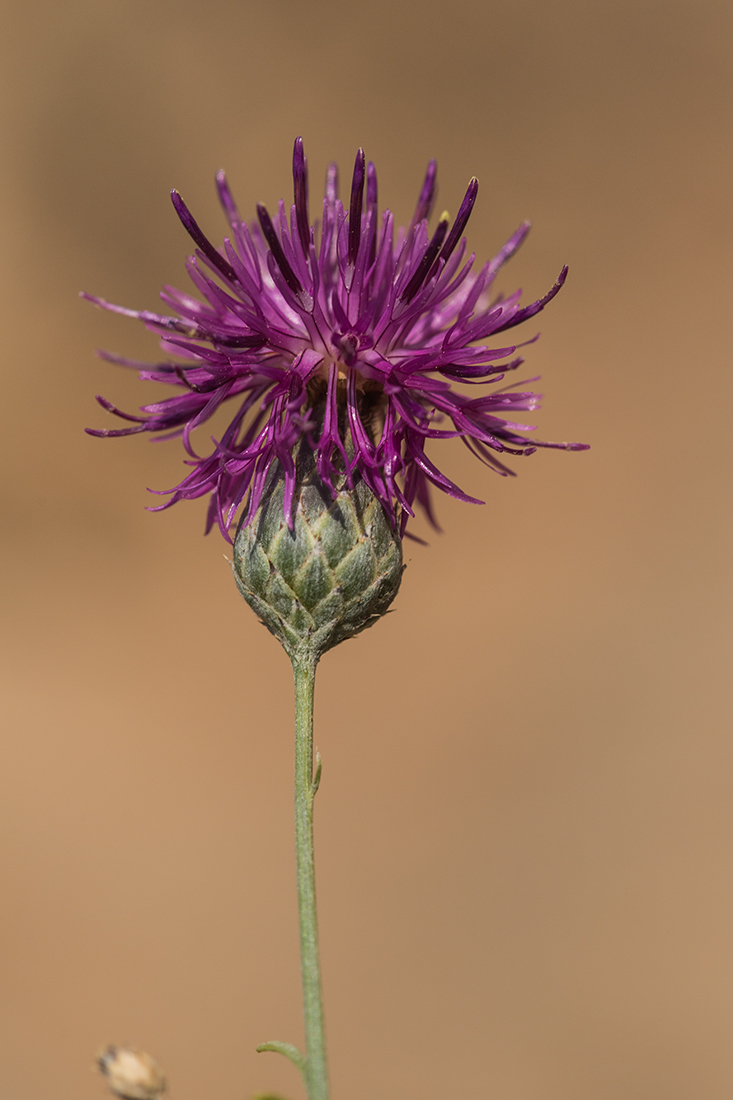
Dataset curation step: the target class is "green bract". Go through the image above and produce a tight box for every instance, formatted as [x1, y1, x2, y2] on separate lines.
[233, 441, 403, 662]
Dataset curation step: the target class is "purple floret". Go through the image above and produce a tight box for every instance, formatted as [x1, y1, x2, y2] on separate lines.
[86, 137, 588, 539]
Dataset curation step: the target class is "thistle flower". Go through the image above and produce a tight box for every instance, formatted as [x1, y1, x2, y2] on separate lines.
[86, 145, 589, 1100]
[86, 137, 587, 540]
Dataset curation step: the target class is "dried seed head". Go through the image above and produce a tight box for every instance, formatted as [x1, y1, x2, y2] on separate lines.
[97, 1046, 166, 1100]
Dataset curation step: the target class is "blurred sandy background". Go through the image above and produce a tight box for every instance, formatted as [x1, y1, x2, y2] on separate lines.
[1, 1, 731, 1098]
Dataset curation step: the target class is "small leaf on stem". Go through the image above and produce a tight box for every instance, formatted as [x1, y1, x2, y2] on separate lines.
[256, 1041, 307, 1074]
[311, 751, 323, 796]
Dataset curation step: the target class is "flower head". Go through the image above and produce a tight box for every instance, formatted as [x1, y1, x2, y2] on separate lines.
[86, 138, 587, 539]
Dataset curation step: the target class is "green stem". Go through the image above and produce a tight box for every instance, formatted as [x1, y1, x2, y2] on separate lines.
[292, 653, 329, 1100]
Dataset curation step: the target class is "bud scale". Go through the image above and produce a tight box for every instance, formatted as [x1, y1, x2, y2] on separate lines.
[233, 444, 403, 661]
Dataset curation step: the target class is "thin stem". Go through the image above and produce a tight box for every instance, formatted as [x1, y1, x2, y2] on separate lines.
[292, 653, 329, 1100]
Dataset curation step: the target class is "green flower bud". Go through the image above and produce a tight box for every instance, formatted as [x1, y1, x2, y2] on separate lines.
[232, 440, 403, 663]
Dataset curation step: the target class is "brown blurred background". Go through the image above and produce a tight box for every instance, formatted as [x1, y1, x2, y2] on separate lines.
[1, 1, 731, 1098]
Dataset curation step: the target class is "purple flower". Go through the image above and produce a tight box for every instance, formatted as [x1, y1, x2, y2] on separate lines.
[86, 137, 587, 539]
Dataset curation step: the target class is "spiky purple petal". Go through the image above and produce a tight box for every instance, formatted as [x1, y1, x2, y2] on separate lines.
[87, 139, 587, 539]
